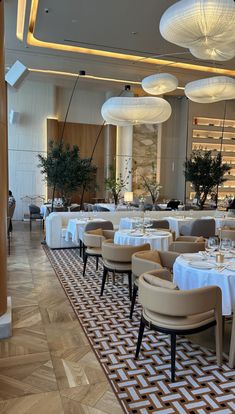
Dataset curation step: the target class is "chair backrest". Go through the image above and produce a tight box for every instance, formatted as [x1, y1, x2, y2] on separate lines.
[190, 219, 215, 237]
[220, 229, 235, 241]
[151, 219, 170, 229]
[8, 203, 16, 219]
[29, 204, 40, 214]
[102, 240, 150, 263]
[70, 205, 80, 212]
[54, 206, 67, 212]
[132, 250, 179, 277]
[139, 271, 222, 317]
[84, 220, 113, 232]
[168, 241, 205, 253]
[96, 205, 110, 211]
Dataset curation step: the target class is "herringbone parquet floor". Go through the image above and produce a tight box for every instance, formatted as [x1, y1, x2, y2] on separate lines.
[1, 222, 122, 414]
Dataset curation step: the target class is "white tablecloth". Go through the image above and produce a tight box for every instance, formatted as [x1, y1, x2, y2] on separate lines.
[164, 216, 193, 238]
[119, 217, 144, 230]
[40, 204, 51, 219]
[65, 218, 107, 244]
[114, 230, 172, 251]
[173, 255, 235, 315]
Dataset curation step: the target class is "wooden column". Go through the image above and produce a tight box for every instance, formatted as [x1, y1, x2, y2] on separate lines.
[0, 0, 8, 316]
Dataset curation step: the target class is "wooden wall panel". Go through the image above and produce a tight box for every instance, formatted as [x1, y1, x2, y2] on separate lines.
[0, 0, 8, 315]
[57, 122, 105, 203]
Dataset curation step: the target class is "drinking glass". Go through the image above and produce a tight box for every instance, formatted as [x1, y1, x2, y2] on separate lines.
[205, 237, 219, 254]
[219, 238, 232, 253]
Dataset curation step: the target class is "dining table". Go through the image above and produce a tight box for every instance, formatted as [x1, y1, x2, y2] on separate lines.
[173, 252, 235, 368]
[65, 217, 108, 245]
[114, 229, 173, 251]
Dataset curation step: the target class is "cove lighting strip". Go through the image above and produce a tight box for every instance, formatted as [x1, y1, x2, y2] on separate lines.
[16, 0, 235, 78]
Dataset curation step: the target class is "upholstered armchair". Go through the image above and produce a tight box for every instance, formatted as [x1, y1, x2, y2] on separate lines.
[151, 219, 170, 229]
[130, 250, 179, 318]
[83, 227, 115, 276]
[168, 236, 205, 253]
[180, 218, 215, 238]
[136, 269, 223, 382]
[101, 240, 151, 299]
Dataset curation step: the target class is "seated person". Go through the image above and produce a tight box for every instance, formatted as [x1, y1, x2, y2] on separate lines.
[166, 199, 180, 210]
[227, 197, 235, 211]
[8, 190, 16, 208]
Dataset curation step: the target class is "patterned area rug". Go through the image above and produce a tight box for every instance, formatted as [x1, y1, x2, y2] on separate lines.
[44, 247, 235, 414]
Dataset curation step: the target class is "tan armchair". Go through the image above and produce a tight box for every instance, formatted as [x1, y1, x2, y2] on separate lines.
[101, 240, 151, 299]
[130, 250, 179, 318]
[168, 236, 205, 253]
[220, 229, 235, 241]
[83, 229, 115, 277]
[136, 270, 223, 382]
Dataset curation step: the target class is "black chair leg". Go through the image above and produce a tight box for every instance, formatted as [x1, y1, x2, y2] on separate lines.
[96, 256, 99, 271]
[135, 316, 145, 359]
[79, 240, 82, 257]
[127, 271, 132, 301]
[171, 333, 176, 382]
[83, 253, 88, 277]
[130, 284, 138, 319]
[30, 217, 32, 231]
[100, 267, 108, 296]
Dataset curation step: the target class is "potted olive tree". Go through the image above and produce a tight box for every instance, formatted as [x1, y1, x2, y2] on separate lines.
[139, 163, 162, 210]
[184, 149, 230, 209]
[38, 140, 96, 208]
[104, 165, 130, 207]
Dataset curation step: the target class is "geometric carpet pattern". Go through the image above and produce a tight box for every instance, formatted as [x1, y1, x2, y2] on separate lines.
[44, 247, 235, 414]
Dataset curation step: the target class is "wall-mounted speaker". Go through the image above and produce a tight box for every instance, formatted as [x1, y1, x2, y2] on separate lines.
[5, 60, 29, 89]
[9, 110, 20, 125]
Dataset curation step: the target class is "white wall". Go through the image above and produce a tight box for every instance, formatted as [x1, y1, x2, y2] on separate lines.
[56, 87, 105, 124]
[8, 80, 56, 220]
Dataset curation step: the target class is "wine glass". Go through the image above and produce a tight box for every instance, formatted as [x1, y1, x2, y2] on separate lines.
[205, 237, 219, 255]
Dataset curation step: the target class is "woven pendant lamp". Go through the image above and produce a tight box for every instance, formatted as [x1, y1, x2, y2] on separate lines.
[160, 0, 235, 61]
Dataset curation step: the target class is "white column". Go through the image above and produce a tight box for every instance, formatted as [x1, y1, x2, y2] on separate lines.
[116, 125, 133, 192]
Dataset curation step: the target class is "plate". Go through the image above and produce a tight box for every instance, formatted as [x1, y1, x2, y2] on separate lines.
[188, 261, 214, 269]
[128, 232, 144, 237]
[181, 254, 203, 262]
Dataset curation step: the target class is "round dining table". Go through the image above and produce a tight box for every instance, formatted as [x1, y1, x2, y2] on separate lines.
[114, 229, 173, 251]
[173, 252, 235, 368]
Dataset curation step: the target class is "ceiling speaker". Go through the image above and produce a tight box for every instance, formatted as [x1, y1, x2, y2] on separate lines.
[9, 110, 20, 124]
[5, 60, 29, 89]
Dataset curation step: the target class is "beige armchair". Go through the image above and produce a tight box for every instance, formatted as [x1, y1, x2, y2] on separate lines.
[130, 250, 179, 318]
[83, 229, 115, 277]
[136, 270, 223, 382]
[101, 240, 151, 299]
[168, 236, 205, 253]
[220, 229, 235, 241]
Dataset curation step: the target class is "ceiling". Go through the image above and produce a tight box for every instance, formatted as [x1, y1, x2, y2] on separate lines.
[4, 0, 235, 94]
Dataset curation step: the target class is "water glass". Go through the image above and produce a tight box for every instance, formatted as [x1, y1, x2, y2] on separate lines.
[220, 238, 232, 253]
[205, 237, 219, 254]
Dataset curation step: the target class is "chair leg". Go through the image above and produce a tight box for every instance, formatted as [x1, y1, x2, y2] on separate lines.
[83, 253, 88, 277]
[100, 267, 108, 296]
[96, 256, 99, 271]
[30, 217, 32, 231]
[171, 333, 176, 382]
[79, 240, 82, 257]
[135, 316, 145, 359]
[130, 284, 138, 319]
[127, 271, 132, 301]
[215, 315, 223, 366]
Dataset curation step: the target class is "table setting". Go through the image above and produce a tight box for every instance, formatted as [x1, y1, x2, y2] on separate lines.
[114, 227, 173, 250]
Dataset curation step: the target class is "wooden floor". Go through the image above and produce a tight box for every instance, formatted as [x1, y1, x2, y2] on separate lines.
[1, 222, 123, 414]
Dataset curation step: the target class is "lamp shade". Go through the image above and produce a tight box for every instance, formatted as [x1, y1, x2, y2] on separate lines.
[142, 73, 178, 95]
[124, 192, 133, 203]
[185, 76, 235, 103]
[159, 0, 235, 61]
[101, 97, 172, 126]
